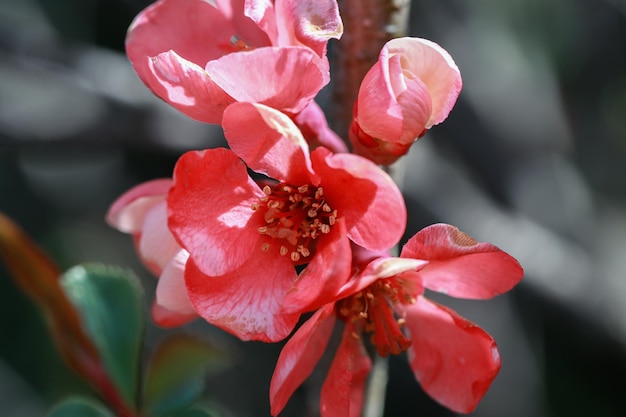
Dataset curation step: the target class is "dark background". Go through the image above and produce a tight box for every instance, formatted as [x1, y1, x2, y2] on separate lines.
[1, 0, 626, 416]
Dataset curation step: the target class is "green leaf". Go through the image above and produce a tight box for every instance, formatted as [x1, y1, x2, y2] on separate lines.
[144, 334, 229, 417]
[61, 264, 145, 408]
[48, 396, 114, 417]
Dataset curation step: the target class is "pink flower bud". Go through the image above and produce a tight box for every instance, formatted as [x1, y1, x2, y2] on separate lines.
[350, 38, 462, 164]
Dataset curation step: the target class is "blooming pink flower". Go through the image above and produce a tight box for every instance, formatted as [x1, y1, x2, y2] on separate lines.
[270, 224, 524, 416]
[106, 179, 197, 327]
[167, 102, 406, 342]
[350, 37, 463, 165]
[126, 0, 342, 124]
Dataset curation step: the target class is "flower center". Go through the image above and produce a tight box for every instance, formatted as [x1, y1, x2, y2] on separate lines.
[336, 278, 415, 357]
[230, 35, 254, 51]
[252, 183, 337, 263]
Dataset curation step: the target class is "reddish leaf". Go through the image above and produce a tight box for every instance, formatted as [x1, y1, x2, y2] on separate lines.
[0, 213, 135, 417]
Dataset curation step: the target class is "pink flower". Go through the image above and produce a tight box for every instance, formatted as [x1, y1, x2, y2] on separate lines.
[167, 102, 406, 342]
[106, 179, 197, 328]
[350, 38, 462, 165]
[126, 0, 342, 124]
[270, 224, 524, 416]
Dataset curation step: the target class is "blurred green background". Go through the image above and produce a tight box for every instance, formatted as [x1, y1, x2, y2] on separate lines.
[1, 0, 626, 416]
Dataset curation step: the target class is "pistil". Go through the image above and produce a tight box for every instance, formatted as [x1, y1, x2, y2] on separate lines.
[336, 278, 416, 357]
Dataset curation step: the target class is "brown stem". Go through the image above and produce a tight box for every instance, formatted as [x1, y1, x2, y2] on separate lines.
[330, 0, 411, 140]
[328, 2, 411, 417]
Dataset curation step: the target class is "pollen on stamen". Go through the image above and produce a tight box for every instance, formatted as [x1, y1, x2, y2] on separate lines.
[298, 185, 309, 193]
[320, 224, 331, 234]
[263, 185, 272, 195]
[290, 251, 301, 262]
[261, 242, 270, 252]
[298, 246, 310, 257]
[280, 246, 288, 256]
[251, 203, 259, 211]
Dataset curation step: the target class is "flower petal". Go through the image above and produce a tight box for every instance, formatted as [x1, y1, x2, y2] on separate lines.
[401, 224, 523, 299]
[282, 219, 351, 313]
[147, 51, 235, 124]
[185, 254, 299, 342]
[320, 323, 371, 417]
[222, 102, 315, 184]
[336, 256, 428, 300]
[270, 304, 336, 416]
[155, 250, 196, 317]
[312, 148, 406, 251]
[127, 0, 242, 66]
[205, 46, 328, 114]
[151, 303, 197, 328]
[395, 71, 432, 143]
[387, 38, 462, 127]
[106, 179, 172, 234]
[294, 101, 349, 154]
[137, 201, 181, 274]
[356, 48, 403, 142]
[168, 148, 264, 276]
[403, 297, 501, 413]
[274, 0, 343, 56]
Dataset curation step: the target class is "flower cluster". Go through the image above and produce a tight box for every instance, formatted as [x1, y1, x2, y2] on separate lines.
[108, 0, 523, 415]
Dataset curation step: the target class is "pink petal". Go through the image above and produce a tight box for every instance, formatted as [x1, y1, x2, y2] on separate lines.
[274, 0, 343, 57]
[151, 303, 197, 328]
[387, 38, 462, 128]
[403, 297, 501, 413]
[320, 323, 371, 417]
[155, 250, 196, 316]
[205, 46, 328, 114]
[127, 0, 242, 66]
[395, 72, 432, 143]
[401, 224, 524, 299]
[222, 102, 315, 184]
[147, 51, 235, 124]
[244, 0, 278, 44]
[218, 0, 272, 48]
[270, 304, 336, 416]
[356, 51, 404, 142]
[137, 201, 181, 273]
[312, 148, 406, 251]
[168, 148, 265, 277]
[106, 178, 172, 234]
[185, 254, 299, 342]
[336, 256, 428, 300]
[282, 219, 351, 313]
[294, 101, 349, 154]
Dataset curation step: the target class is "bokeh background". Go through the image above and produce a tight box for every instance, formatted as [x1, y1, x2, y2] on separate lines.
[1, 0, 626, 416]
